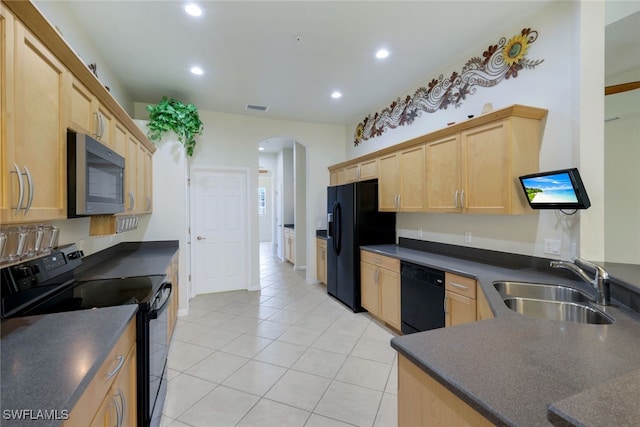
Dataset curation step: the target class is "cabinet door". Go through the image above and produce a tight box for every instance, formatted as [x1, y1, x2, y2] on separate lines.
[476, 285, 494, 321]
[379, 268, 401, 330]
[344, 164, 359, 183]
[378, 152, 400, 211]
[426, 135, 461, 212]
[461, 121, 509, 214]
[95, 103, 113, 148]
[138, 145, 152, 213]
[399, 145, 426, 212]
[90, 346, 136, 427]
[445, 291, 477, 327]
[69, 78, 95, 135]
[359, 158, 378, 180]
[360, 262, 380, 315]
[112, 120, 127, 157]
[125, 135, 139, 212]
[136, 144, 146, 214]
[316, 239, 327, 285]
[0, 5, 14, 215]
[1, 19, 68, 223]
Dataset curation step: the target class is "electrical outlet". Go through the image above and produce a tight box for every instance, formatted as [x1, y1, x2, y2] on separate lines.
[464, 232, 472, 243]
[544, 239, 561, 255]
[418, 228, 423, 238]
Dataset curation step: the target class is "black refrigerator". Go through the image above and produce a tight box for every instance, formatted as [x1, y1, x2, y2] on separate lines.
[327, 180, 396, 311]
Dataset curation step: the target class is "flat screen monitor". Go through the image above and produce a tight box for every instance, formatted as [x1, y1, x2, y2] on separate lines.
[519, 168, 591, 210]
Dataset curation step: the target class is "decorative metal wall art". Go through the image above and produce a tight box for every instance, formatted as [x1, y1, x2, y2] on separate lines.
[353, 28, 543, 146]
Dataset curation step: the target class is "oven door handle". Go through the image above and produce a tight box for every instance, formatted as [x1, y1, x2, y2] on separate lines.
[149, 282, 172, 320]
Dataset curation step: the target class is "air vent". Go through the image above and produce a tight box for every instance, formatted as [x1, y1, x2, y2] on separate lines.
[246, 104, 269, 112]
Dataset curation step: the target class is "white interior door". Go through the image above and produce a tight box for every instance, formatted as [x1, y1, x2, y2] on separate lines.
[191, 168, 248, 294]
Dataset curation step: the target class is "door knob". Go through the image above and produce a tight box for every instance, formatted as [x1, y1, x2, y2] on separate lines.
[197, 236, 206, 240]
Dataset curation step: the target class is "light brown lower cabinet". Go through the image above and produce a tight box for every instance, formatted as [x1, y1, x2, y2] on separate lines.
[316, 238, 327, 285]
[63, 319, 136, 426]
[360, 250, 401, 331]
[398, 354, 494, 427]
[166, 251, 179, 341]
[444, 272, 477, 327]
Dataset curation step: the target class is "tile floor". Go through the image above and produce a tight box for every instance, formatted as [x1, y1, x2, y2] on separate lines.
[160, 243, 399, 427]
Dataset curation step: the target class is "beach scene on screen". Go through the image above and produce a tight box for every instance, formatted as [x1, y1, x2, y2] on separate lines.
[523, 173, 579, 203]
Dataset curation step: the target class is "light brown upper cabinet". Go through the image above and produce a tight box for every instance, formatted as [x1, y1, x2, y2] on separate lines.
[1, 9, 68, 223]
[69, 78, 114, 148]
[344, 158, 378, 183]
[378, 145, 425, 212]
[426, 116, 543, 214]
[329, 105, 547, 216]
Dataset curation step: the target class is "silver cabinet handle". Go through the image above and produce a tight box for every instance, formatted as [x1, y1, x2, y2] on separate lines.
[449, 282, 469, 291]
[24, 166, 34, 215]
[128, 193, 135, 211]
[146, 195, 151, 211]
[444, 294, 448, 314]
[460, 190, 465, 209]
[116, 388, 125, 427]
[93, 111, 100, 138]
[99, 112, 105, 139]
[12, 163, 24, 214]
[113, 393, 122, 427]
[106, 354, 125, 379]
[454, 190, 459, 208]
[197, 236, 206, 240]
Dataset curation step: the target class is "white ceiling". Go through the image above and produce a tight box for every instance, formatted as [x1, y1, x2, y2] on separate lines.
[42, 1, 638, 155]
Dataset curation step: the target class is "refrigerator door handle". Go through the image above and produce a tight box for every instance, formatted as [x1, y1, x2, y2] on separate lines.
[334, 202, 342, 256]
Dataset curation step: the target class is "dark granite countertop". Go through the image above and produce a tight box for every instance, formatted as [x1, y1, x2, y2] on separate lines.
[0, 306, 138, 427]
[75, 240, 179, 280]
[284, 224, 295, 230]
[362, 244, 640, 426]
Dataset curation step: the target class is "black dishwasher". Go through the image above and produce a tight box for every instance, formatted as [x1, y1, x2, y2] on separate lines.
[401, 262, 445, 334]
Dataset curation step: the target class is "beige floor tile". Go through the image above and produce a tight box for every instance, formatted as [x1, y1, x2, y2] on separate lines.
[315, 381, 383, 427]
[292, 348, 346, 379]
[185, 351, 249, 383]
[222, 360, 287, 396]
[244, 319, 291, 340]
[351, 337, 397, 364]
[260, 296, 293, 308]
[167, 420, 192, 427]
[191, 311, 237, 327]
[166, 368, 181, 381]
[254, 340, 307, 368]
[220, 334, 273, 358]
[217, 301, 259, 315]
[265, 369, 331, 411]
[277, 325, 324, 347]
[374, 393, 398, 427]
[296, 312, 339, 331]
[217, 315, 263, 333]
[327, 314, 370, 337]
[171, 322, 212, 343]
[167, 342, 214, 372]
[177, 307, 209, 322]
[312, 332, 359, 355]
[240, 305, 281, 320]
[188, 327, 243, 350]
[236, 399, 310, 427]
[335, 356, 392, 391]
[361, 321, 397, 343]
[305, 414, 358, 427]
[267, 309, 308, 325]
[385, 363, 398, 395]
[177, 385, 259, 427]
[163, 373, 216, 419]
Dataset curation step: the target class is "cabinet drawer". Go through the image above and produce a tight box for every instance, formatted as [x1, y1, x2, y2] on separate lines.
[361, 250, 400, 272]
[445, 272, 476, 299]
[64, 319, 136, 427]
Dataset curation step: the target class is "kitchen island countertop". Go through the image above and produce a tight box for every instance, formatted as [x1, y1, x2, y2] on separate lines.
[0, 306, 138, 426]
[362, 244, 640, 426]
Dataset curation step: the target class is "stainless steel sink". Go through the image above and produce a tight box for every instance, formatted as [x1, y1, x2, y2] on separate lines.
[493, 281, 592, 303]
[503, 297, 614, 325]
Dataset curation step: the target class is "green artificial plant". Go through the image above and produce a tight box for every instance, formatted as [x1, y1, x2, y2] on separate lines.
[146, 96, 204, 156]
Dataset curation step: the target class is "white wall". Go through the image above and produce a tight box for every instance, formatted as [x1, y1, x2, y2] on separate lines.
[605, 87, 640, 264]
[33, 1, 134, 115]
[134, 105, 346, 291]
[344, 1, 611, 262]
[294, 142, 307, 270]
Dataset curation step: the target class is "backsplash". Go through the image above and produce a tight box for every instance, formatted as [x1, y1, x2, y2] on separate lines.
[51, 215, 150, 256]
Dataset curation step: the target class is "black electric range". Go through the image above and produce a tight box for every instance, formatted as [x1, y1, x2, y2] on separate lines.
[0, 244, 172, 427]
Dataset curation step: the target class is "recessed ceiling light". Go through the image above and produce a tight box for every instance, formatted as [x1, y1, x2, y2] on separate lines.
[258, 147, 265, 151]
[184, 3, 202, 17]
[331, 91, 342, 99]
[190, 66, 204, 75]
[376, 49, 390, 59]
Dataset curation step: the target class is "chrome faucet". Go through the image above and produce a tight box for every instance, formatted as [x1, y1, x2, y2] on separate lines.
[549, 258, 610, 305]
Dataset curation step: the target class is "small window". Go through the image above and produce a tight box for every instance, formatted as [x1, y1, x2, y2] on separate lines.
[258, 187, 266, 215]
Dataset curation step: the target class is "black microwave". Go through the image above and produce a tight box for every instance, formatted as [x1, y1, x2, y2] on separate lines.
[67, 132, 125, 217]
